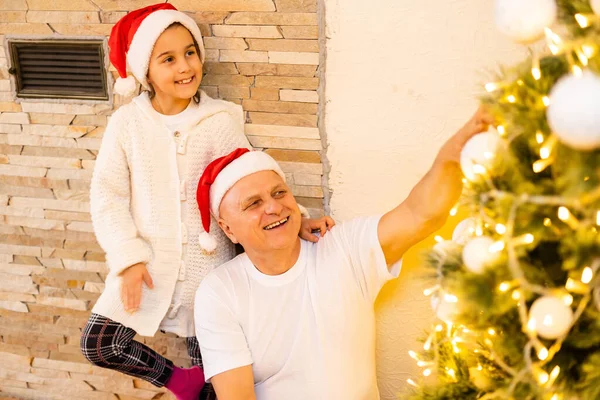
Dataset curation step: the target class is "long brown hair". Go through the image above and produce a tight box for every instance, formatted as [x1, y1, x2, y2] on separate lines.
[145, 22, 203, 104]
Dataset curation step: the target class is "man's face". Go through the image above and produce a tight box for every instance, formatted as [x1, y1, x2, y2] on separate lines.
[218, 170, 301, 253]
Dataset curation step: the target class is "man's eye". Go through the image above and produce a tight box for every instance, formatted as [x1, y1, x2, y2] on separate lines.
[274, 190, 286, 197]
[246, 200, 260, 209]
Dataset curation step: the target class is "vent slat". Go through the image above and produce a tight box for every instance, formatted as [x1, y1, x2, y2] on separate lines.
[19, 60, 101, 68]
[22, 73, 102, 81]
[19, 54, 100, 61]
[11, 40, 108, 100]
[22, 79, 104, 88]
[21, 67, 101, 75]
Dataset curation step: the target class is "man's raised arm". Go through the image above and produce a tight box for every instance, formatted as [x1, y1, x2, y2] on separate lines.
[378, 107, 493, 266]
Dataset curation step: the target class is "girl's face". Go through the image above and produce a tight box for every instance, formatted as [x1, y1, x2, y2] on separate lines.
[147, 24, 203, 109]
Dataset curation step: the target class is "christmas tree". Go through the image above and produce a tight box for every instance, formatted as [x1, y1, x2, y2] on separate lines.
[404, 1, 600, 399]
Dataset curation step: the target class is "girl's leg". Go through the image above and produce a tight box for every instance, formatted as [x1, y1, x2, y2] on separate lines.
[81, 314, 205, 400]
[186, 337, 217, 400]
[80, 313, 173, 386]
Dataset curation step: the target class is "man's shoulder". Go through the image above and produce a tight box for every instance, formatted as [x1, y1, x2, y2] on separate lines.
[317, 215, 381, 247]
[198, 253, 249, 293]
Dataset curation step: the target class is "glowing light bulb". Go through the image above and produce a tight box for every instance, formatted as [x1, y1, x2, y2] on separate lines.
[582, 266, 593, 284]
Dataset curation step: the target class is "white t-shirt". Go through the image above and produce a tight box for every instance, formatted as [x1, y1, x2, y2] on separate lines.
[194, 216, 401, 400]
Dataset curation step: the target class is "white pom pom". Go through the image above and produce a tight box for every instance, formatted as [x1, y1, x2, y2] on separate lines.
[198, 231, 217, 254]
[114, 75, 137, 97]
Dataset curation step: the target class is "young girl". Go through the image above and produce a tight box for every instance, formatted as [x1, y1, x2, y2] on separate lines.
[80, 4, 333, 400]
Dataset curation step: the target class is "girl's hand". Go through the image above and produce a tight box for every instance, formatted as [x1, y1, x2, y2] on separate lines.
[120, 263, 154, 313]
[299, 216, 336, 243]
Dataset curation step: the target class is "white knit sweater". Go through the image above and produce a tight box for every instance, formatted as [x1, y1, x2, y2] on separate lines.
[90, 92, 251, 336]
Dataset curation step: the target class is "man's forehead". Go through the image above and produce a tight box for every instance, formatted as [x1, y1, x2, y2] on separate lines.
[224, 170, 284, 201]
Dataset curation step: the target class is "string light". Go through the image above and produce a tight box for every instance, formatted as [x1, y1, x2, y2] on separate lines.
[535, 131, 544, 144]
[489, 240, 505, 253]
[497, 125, 506, 136]
[575, 48, 589, 66]
[575, 13, 590, 28]
[563, 293, 573, 306]
[495, 223, 507, 234]
[406, 378, 417, 387]
[507, 95, 516, 103]
[542, 96, 551, 107]
[488, 328, 496, 336]
[449, 206, 458, 216]
[423, 285, 440, 296]
[485, 82, 499, 92]
[512, 289, 522, 301]
[581, 266, 593, 284]
[596, 210, 600, 226]
[444, 294, 458, 303]
[499, 282, 511, 292]
[434, 235, 444, 243]
[572, 65, 583, 76]
[540, 146, 551, 160]
[446, 368, 456, 380]
[543, 218, 552, 227]
[549, 365, 561, 385]
[536, 369, 549, 385]
[512, 233, 534, 245]
[533, 158, 553, 173]
[558, 207, 579, 229]
[423, 335, 433, 351]
[537, 346, 549, 361]
[423, 368, 432, 377]
[582, 44, 595, 58]
[532, 56, 541, 80]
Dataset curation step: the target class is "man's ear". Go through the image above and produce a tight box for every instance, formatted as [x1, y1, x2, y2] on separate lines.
[218, 218, 239, 244]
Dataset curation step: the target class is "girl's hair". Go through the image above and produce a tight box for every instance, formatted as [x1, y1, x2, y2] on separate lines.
[146, 22, 203, 104]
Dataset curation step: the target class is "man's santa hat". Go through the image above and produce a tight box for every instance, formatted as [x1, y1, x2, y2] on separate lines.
[196, 148, 286, 252]
[108, 3, 205, 96]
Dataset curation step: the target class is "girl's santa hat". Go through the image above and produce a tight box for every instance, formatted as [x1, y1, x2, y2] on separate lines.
[196, 148, 286, 253]
[108, 3, 206, 96]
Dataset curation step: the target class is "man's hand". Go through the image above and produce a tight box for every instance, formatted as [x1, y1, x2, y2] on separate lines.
[120, 263, 154, 313]
[436, 106, 494, 164]
[299, 216, 336, 243]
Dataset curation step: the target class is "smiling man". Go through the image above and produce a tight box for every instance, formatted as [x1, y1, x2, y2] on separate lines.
[193, 108, 491, 400]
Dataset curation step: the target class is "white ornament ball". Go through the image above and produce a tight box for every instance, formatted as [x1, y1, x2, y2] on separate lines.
[431, 293, 459, 323]
[452, 218, 478, 245]
[591, 0, 600, 15]
[460, 131, 503, 181]
[529, 296, 574, 339]
[462, 236, 499, 274]
[494, 0, 557, 43]
[547, 70, 600, 150]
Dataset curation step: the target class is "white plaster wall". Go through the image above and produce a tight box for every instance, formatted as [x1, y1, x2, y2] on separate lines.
[323, 0, 528, 398]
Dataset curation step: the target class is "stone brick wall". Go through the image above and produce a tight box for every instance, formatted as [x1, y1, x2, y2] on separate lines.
[0, 1, 323, 398]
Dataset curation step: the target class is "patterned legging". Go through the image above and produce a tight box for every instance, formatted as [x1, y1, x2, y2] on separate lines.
[81, 313, 216, 399]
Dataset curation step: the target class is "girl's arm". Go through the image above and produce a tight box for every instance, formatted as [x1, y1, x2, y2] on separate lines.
[90, 117, 152, 277]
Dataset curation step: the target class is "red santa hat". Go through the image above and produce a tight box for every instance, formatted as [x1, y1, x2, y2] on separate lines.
[196, 148, 286, 252]
[108, 3, 205, 96]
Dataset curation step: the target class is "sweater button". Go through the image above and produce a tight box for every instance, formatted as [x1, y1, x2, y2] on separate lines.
[174, 131, 180, 137]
